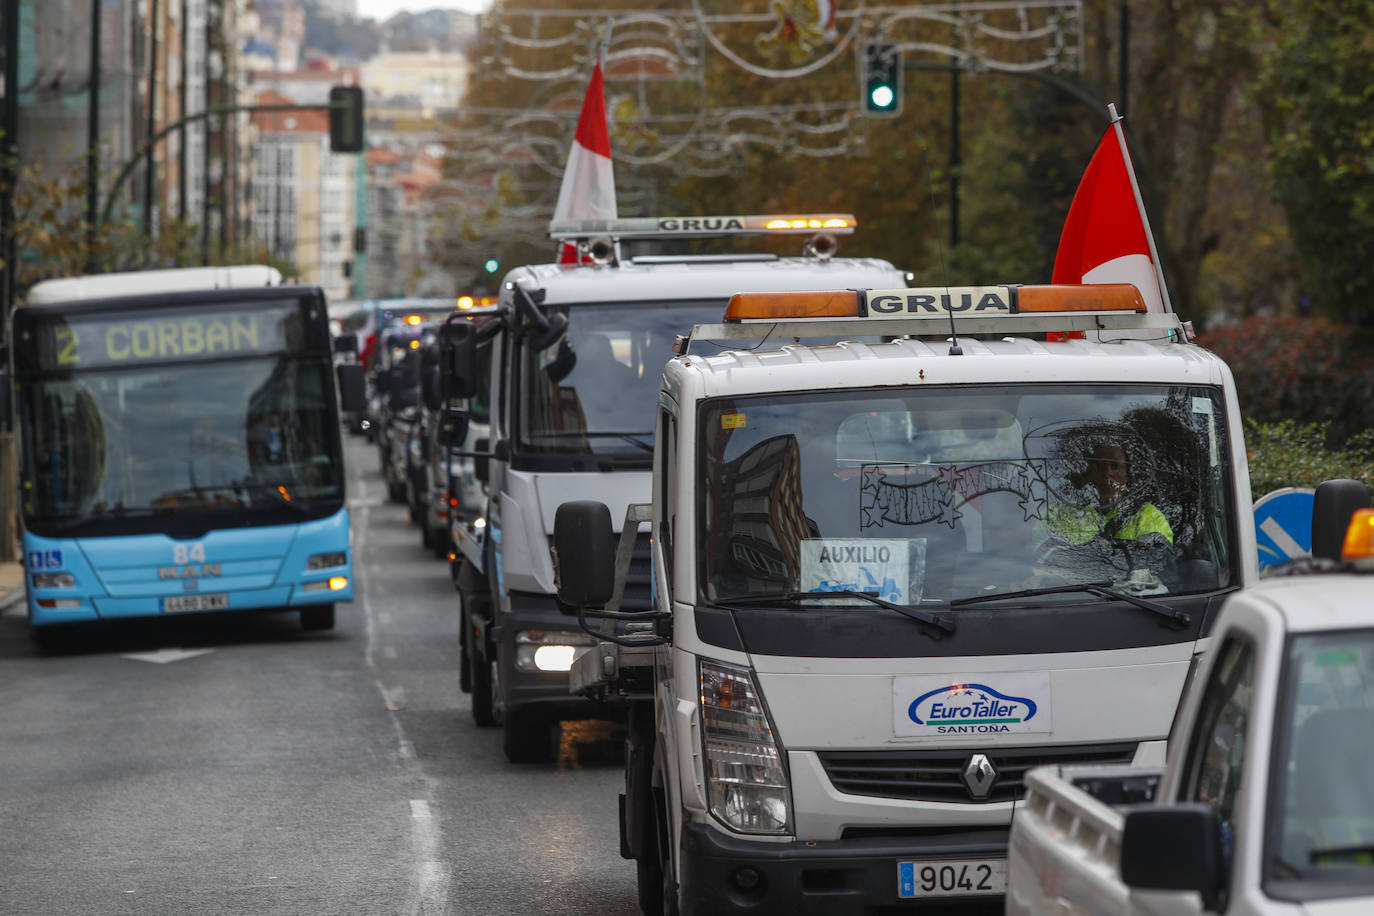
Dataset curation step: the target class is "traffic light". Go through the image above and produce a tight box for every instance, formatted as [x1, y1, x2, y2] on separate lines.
[862, 43, 902, 118]
[483, 257, 499, 274]
[329, 86, 365, 153]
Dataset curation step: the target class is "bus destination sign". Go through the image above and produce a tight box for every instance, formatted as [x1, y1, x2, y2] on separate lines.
[28, 302, 303, 371]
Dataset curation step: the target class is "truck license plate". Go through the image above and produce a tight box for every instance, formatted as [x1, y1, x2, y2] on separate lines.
[897, 859, 1006, 898]
[162, 593, 229, 613]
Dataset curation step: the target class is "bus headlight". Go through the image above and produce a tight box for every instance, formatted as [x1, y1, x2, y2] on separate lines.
[32, 572, 75, 589]
[306, 552, 347, 570]
[699, 659, 791, 835]
[514, 630, 597, 672]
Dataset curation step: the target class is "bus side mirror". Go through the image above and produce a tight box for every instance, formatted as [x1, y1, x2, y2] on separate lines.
[435, 407, 470, 448]
[1313, 479, 1372, 560]
[439, 320, 478, 399]
[553, 500, 616, 610]
[336, 364, 365, 413]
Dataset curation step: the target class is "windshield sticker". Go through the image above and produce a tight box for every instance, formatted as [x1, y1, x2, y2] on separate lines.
[894, 672, 1053, 737]
[799, 538, 925, 603]
[860, 463, 1048, 529]
[721, 412, 747, 430]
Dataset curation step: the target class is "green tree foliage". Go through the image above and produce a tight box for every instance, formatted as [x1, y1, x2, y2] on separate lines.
[1258, 0, 1374, 325]
[1244, 419, 1374, 498]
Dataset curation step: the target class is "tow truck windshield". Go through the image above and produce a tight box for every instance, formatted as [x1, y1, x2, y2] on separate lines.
[518, 302, 721, 457]
[698, 383, 1236, 606]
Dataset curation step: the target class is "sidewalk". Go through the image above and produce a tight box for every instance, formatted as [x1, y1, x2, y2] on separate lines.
[0, 561, 24, 615]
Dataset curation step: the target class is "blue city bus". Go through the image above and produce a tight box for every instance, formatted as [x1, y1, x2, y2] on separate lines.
[11, 273, 361, 631]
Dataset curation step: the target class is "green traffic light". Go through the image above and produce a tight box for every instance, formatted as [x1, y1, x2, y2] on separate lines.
[484, 258, 499, 273]
[870, 85, 896, 110]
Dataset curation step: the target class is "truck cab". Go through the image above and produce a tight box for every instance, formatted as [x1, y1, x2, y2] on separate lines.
[1008, 481, 1374, 916]
[443, 213, 908, 763]
[555, 283, 1259, 914]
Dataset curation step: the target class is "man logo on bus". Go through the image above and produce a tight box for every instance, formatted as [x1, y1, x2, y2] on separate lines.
[907, 683, 1037, 735]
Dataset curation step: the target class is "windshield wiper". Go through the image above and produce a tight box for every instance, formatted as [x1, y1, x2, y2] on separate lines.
[711, 590, 955, 635]
[951, 580, 1190, 628]
[530, 431, 655, 452]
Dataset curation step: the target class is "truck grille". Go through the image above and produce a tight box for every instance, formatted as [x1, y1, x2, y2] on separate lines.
[817, 742, 1137, 804]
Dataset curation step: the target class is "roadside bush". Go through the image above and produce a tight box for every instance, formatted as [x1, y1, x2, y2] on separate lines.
[1198, 316, 1374, 447]
[1244, 418, 1374, 499]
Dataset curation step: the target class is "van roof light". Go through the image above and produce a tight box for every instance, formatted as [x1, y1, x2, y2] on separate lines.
[724, 290, 861, 321]
[1342, 508, 1374, 564]
[548, 213, 857, 241]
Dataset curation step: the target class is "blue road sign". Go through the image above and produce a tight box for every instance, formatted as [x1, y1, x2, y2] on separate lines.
[1254, 488, 1315, 571]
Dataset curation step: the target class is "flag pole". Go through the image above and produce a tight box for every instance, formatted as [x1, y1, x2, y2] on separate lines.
[1107, 102, 1174, 313]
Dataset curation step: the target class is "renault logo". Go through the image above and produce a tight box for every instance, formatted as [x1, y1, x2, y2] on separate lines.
[962, 753, 998, 799]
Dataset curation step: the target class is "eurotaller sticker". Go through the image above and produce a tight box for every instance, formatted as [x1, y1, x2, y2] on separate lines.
[893, 672, 1052, 737]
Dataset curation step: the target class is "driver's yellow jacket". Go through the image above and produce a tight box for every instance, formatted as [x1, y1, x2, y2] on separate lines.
[1047, 501, 1174, 546]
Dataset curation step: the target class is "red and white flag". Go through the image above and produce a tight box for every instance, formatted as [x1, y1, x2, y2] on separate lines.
[553, 58, 616, 264]
[1052, 108, 1172, 313]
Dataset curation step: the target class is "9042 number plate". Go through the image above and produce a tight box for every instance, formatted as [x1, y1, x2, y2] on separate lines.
[897, 859, 1006, 898]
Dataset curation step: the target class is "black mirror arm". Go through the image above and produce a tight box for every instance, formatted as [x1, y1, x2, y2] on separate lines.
[576, 604, 670, 647]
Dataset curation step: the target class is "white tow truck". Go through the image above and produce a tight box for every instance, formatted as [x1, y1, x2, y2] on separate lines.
[1007, 480, 1374, 916]
[552, 282, 1260, 914]
[436, 214, 908, 763]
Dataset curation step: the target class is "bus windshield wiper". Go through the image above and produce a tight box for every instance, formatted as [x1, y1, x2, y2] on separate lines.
[951, 580, 1190, 628]
[711, 590, 955, 635]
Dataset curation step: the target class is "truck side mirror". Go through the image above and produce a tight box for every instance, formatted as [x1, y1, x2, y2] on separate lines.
[1312, 478, 1372, 561]
[473, 437, 490, 484]
[435, 407, 470, 448]
[336, 364, 366, 413]
[553, 500, 616, 610]
[1120, 804, 1224, 908]
[420, 365, 441, 412]
[439, 320, 478, 399]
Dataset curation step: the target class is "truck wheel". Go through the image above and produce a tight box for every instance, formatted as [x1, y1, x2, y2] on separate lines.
[459, 615, 472, 693]
[300, 604, 335, 631]
[470, 648, 498, 726]
[421, 521, 434, 550]
[639, 786, 678, 916]
[503, 708, 556, 764]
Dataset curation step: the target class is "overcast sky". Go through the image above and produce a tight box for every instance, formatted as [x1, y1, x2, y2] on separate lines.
[356, 0, 492, 19]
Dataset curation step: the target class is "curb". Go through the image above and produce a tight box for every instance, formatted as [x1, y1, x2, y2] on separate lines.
[0, 584, 26, 616]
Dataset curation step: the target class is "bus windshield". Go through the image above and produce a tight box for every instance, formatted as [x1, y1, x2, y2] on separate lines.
[15, 295, 343, 536]
[21, 358, 342, 534]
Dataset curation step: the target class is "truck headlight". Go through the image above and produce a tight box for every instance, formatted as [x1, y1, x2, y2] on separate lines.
[699, 659, 791, 835]
[32, 572, 75, 589]
[514, 630, 597, 672]
[306, 552, 347, 570]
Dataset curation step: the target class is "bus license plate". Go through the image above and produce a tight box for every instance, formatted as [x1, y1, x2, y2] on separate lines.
[897, 859, 1006, 898]
[162, 594, 229, 613]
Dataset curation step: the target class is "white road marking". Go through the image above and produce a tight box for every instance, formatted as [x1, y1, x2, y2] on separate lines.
[120, 648, 215, 664]
[1260, 516, 1307, 560]
[356, 465, 450, 915]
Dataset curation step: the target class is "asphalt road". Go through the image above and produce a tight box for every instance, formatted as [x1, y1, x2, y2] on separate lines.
[0, 435, 641, 916]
